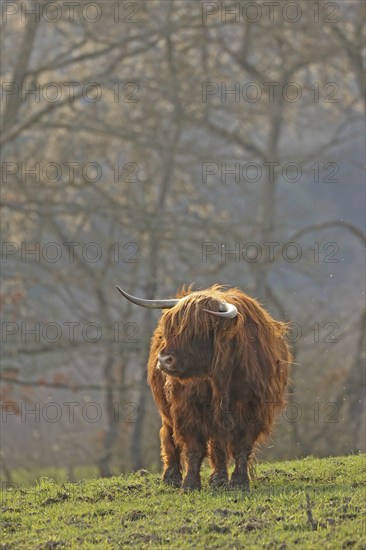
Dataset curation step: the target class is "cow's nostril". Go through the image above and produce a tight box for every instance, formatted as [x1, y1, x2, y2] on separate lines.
[158, 353, 176, 369]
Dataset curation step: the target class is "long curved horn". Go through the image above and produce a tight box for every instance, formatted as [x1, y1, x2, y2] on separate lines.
[116, 287, 180, 309]
[203, 301, 238, 319]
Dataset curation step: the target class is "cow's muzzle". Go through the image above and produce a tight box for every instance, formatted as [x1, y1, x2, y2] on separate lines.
[157, 353, 177, 373]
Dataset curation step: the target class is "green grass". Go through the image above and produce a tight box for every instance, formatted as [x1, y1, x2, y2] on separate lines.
[1, 454, 365, 549]
[6, 465, 99, 487]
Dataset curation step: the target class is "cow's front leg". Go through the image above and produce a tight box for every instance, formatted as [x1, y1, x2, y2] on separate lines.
[230, 407, 265, 490]
[230, 448, 250, 491]
[208, 440, 229, 488]
[230, 430, 256, 490]
[160, 423, 182, 487]
[181, 435, 206, 491]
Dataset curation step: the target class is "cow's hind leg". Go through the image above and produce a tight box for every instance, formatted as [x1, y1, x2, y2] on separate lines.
[208, 440, 229, 488]
[160, 423, 182, 487]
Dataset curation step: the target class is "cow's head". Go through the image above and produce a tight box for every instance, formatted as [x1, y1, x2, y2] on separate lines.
[117, 286, 238, 380]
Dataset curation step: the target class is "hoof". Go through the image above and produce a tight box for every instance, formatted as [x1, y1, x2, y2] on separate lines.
[209, 472, 229, 488]
[163, 467, 182, 488]
[181, 475, 201, 491]
[229, 477, 250, 491]
[163, 476, 182, 488]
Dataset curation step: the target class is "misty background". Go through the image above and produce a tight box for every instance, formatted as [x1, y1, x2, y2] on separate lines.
[1, 0, 365, 483]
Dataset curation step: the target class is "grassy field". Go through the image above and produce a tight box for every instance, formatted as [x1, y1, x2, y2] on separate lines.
[1, 454, 365, 549]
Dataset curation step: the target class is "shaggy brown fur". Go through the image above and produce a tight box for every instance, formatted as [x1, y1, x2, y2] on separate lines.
[147, 285, 292, 490]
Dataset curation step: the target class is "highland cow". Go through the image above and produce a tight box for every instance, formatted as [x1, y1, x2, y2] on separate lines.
[117, 284, 291, 491]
